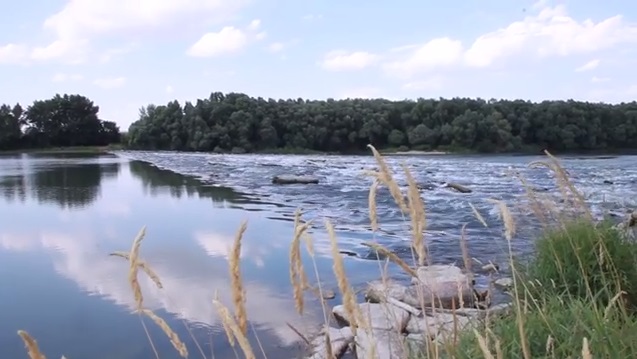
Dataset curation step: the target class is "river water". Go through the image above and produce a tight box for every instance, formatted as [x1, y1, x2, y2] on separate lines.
[0, 151, 635, 358]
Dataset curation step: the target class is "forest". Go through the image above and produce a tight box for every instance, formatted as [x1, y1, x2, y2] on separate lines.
[126, 92, 637, 154]
[0, 94, 120, 151]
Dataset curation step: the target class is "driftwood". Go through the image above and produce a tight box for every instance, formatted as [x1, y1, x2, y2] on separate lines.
[272, 175, 319, 185]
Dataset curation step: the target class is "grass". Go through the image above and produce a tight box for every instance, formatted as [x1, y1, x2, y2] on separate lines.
[15, 146, 637, 359]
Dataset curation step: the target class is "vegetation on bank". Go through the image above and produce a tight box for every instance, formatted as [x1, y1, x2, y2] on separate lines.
[126, 91, 637, 154]
[14, 153, 637, 357]
[0, 94, 121, 152]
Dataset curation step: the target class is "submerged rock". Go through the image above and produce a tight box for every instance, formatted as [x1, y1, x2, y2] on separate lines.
[272, 175, 320, 184]
[444, 182, 472, 193]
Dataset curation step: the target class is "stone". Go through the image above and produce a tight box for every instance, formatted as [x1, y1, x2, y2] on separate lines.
[308, 326, 354, 359]
[494, 277, 513, 289]
[408, 265, 474, 309]
[272, 175, 319, 184]
[480, 263, 499, 273]
[356, 329, 405, 359]
[333, 303, 410, 332]
[406, 313, 471, 338]
[364, 279, 408, 303]
[444, 182, 472, 193]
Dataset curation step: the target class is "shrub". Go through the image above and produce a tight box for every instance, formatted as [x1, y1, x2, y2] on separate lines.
[525, 219, 637, 311]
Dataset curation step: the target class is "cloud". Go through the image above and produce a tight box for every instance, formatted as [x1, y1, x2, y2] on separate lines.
[268, 42, 285, 53]
[463, 5, 637, 68]
[320, 50, 379, 71]
[383, 38, 463, 78]
[0, 0, 248, 64]
[378, 2, 637, 80]
[402, 76, 445, 91]
[591, 76, 610, 83]
[0, 228, 316, 348]
[0, 43, 29, 64]
[187, 20, 263, 58]
[93, 76, 127, 89]
[165, 85, 174, 94]
[575, 59, 600, 72]
[52, 73, 84, 82]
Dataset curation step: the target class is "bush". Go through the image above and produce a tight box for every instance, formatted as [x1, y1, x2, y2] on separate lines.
[525, 219, 637, 311]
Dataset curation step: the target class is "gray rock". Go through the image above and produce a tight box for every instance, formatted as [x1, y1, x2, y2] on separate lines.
[333, 303, 410, 332]
[272, 175, 319, 184]
[406, 313, 471, 337]
[364, 279, 408, 303]
[408, 265, 474, 309]
[308, 326, 354, 359]
[356, 329, 405, 359]
[444, 182, 472, 193]
[494, 277, 513, 289]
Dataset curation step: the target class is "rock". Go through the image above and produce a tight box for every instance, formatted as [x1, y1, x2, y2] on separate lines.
[480, 263, 499, 273]
[307, 326, 354, 359]
[356, 329, 405, 359]
[332, 303, 410, 332]
[494, 277, 514, 289]
[272, 175, 319, 185]
[444, 182, 472, 193]
[409, 265, 474, 309]
[364, 279, 408, 303]
[338, 249, 358, 257]
[417, 183, 437, 191]
[407, 312, 472, 338]
[603, 180, 614, 185]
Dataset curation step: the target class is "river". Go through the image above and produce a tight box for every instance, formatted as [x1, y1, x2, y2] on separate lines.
[0, 151, 635, 358]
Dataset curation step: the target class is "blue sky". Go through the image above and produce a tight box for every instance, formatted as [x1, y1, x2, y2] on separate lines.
[1, 0, 636, 130]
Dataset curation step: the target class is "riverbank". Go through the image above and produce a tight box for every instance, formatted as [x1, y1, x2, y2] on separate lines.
[0, 144, 123, 155]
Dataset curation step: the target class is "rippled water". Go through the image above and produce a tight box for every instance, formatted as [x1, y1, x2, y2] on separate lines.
[115, 151, 637, 269]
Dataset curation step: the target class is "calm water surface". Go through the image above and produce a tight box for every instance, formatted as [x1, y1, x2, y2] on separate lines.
[1, 151, 636, 358]
[0, 153, 377, 359]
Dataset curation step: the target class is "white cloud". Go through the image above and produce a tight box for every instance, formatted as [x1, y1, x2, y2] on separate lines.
[575, 59, 600, 72]
[187, 26, 248, 57]
[302, 14, 323, 22]
[320, 50, 379, 71]
[165, 85, 174, 94]
[268, 42, 285, 53]
[338, 87, 384, 99]
[187, 18, 266, 58]
[52, 73, 84, 82]
[93, 76, 127, 89]
[591, 76, 610, 83]
[383, 37, 463, 78]
[0, 0, 248, 64]
[0, 43, 29, 64]
[464, 5, 637, 68]
[402, 76, 445, 91]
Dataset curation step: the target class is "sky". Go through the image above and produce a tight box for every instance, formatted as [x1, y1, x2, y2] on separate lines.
[0, 0, 636, 130]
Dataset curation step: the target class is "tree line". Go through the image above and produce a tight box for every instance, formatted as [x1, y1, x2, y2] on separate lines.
[0, 94, 121, 151]
[126, 92, 637, 154]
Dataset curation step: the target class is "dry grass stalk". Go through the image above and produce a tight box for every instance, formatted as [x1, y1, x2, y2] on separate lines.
[213, 298, 256, 359]
[366, 144, 408, 213]
[487, 199, 516, 241]
[229, 220, 249, 336]
[362, 241, 418, 278]
[403, 164, 427, 266]
[368, 178, 380, 231]
[109, 251, 163, 289]
[473, 329, 496, 359]
[290, 210, 313, 315]
[128, 226, 147, 312]
[141, 309, 188, 358]
[469, 202, 489, 228]
[582, 337, 592, 359]
[17, 330, 46, 359]
[326, 219, 367, 334]
[460, 224, 473, 276]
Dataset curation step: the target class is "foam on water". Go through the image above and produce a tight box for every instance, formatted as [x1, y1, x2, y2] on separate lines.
[116, 151, 637, 265]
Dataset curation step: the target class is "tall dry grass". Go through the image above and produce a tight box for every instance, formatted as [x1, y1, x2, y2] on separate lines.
[16, 147, 637, 359]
